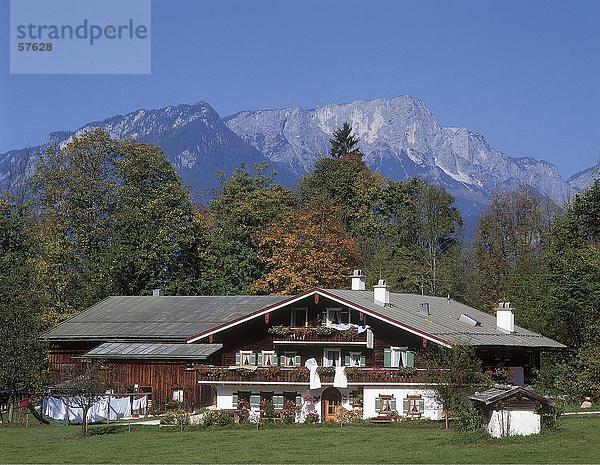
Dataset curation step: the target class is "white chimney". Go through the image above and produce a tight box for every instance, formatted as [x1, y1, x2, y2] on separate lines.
[496, 302, 515, 333]
[152, 288, 163, 297]
[351, 269, 366, 291]
[373, 279, 389, 306]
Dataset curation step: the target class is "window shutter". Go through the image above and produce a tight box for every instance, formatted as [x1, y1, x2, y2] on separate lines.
[235, 353, 240, 366]
[280, 355, 286, 367]
[418, 399, 425, 413]
[250, 395, 260, 409]
[375, 397, 381, 412]
[232, 394, 238, 408]
[391, 398, 397, 411]
[257, 353, 263, 366]
[403, 398, 409, 415]
[250, 353, 256, 365]
[273, 354, 278, 366]
[294, 355, 301, 367]
[344, 355, 351, 366]
[406, 351, 415, 368]
[295, 395, 303, 408]
[360, 355, 366, 367]
[384, 348, 392, 368]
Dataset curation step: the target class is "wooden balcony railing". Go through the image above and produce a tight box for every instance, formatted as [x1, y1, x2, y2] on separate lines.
[268, 326, 368, 343]
[196, 366, 422, 384]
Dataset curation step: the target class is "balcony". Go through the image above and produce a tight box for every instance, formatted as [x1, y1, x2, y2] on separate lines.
[268, 326, 369, 345]
[196, 366, 422, 384]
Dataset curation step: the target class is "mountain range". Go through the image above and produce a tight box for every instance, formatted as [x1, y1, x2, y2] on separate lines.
[1, 96, 596, 230]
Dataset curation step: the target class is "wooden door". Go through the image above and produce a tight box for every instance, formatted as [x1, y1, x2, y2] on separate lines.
[322, 387, 341, 422]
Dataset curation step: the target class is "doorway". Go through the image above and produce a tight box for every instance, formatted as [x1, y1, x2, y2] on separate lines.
[321, 387, 342, 422]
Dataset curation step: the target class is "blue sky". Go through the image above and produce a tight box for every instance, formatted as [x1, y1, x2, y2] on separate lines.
[1, 0, 598, 177]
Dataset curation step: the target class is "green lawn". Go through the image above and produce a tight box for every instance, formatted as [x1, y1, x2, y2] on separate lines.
[1, 416, 599, 464]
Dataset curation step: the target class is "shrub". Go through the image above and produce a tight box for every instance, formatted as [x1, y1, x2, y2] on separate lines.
[236, 399, 250, 423]
[160, 410, 187, 426]
[202, 410, 234, 427]
[304, 412, 320, 423]
[452, 404, 484, 432]
[281, 400, 299, 424]
[539, 403, 563, 430]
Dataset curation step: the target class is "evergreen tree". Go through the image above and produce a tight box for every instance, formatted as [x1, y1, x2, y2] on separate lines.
[329, 122, 362, 159]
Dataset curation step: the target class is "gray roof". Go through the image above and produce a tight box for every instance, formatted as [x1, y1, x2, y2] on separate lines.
[43, 295, 288, 342]
[470, 385, 553, 406]
[83, 342, 222, 360]
[324, 289, 565, 349]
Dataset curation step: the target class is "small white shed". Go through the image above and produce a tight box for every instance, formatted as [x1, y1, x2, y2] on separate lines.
[470, 385, 553, 438]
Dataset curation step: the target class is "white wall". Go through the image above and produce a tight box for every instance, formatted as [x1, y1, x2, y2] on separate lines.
[487, 409, 541, 438]
[362, 387, 443, 420]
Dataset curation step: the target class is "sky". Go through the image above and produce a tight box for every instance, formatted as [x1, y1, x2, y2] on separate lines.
[1, 0, 599, 178]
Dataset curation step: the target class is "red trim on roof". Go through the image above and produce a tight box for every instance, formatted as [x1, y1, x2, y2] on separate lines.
[186, 288, 452, 347]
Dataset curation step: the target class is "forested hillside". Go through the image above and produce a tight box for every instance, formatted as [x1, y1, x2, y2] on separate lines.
[1, 126, 598, 404]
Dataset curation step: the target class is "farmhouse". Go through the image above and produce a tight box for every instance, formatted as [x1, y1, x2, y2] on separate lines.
[43, 270, 564, 422]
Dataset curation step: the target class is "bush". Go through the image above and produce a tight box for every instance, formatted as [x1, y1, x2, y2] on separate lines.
[304, 412, 320, 423]
[160, 410, 187, 426]
[452, 404, 484, 432]
[202, 410, 234, 427]
[281, 400, 299, 424]
[539, 403, 563, 430]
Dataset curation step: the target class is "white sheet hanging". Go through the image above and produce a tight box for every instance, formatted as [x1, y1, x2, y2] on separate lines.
[333, 365, 347, 388]
[132, 395, 147, 414]
[304, 357, 321, 389]
[108, 396, 131, 420]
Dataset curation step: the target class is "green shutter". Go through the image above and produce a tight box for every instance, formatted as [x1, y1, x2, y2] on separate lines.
[296, 395, 303, 408]
[391, 398, 397, 411]
[250, 353, 256, 365]
[250, 395, 260, 409]
[383, 348, 392, 368]
[235, 353, 240, 365]
[418, 399, 425, 413]
[257, 353, 263, 366]
[232, 394, 238, 408]
[344, 355, 351, 366]
[403, 398, 409, 415]
[295, 355, 301, 367]
[280, 355, 286, 367]
[375, 397, 381, 412]
[273, 354, 278, 366]
[360, 355, 366, 367]
[406, 351, 415, 368]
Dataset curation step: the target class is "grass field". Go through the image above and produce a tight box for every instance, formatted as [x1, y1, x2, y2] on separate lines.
[1, 415, 599, 464]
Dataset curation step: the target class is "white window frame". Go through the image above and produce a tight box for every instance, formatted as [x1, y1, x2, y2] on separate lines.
[261, 350, 275, 367]
[284, 351, 297, 368]
[239, 350, 253, 366]
[172, 389, 184, 403]
[326, 307, 350, 326]
[348, 351, 362, 367]
[323, 347, 342, 367]
[390, 346, 402, 368]
[290, 307, 308, 327]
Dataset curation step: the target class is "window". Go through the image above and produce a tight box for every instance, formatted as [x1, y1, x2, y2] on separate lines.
[326, 308, 349, 326]
[272, 395, 284, 409]
[237, 350, 254, 366]
[384, 346, 409, 368]
[375, 395, 396, 413]
[172, 389, 184, 403]
[283, 352, 299, 368]
[258, 350, 276, 367]
[347, 352, 364, 367]
[233, 391, 251, 408]
[323, 348, 341, 367]
[290, 308, 308, 327]
[350, 390, 363, 409]
[403, 395, 424, 416]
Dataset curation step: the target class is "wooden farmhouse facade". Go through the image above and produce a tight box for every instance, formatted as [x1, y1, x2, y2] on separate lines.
[43, 271, 565, 422]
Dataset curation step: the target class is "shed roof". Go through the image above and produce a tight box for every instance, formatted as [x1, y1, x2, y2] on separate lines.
[83, 342, 222, 360]
[43, 295, 288, 342]
[323, 289, 566, 349]
[470, 385, 553, 406]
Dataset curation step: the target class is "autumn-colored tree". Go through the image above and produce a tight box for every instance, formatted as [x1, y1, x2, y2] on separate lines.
[253, 205, 362, 294]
